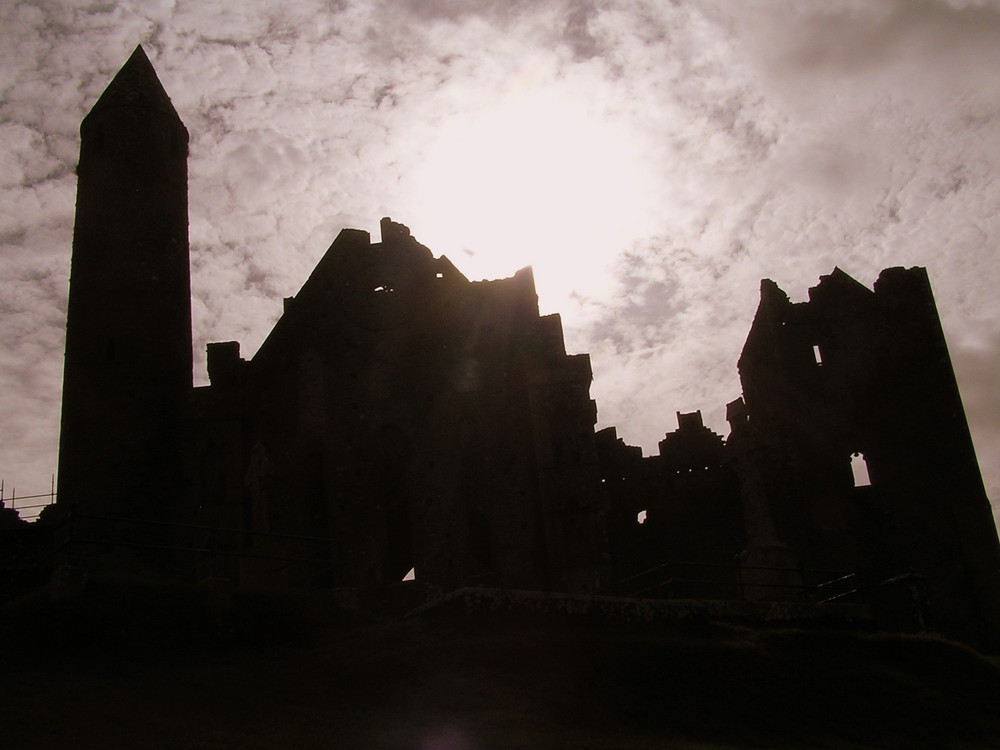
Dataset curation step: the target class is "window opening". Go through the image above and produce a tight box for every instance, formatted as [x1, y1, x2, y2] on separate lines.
[402, 567, 416, 581]
[637, 509, 647, 525]
[812, 345, 823, 365]
[851, 452, 871, 487]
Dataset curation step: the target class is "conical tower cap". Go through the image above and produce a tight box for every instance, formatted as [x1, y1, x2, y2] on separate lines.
[84, 46, 183, 125]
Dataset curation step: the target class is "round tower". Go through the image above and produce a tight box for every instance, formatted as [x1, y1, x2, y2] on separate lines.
[57, 46, 192, 521]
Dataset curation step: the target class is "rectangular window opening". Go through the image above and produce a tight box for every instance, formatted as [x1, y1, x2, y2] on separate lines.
[812, 344, 823, 365]
[851, 453, 871, 487]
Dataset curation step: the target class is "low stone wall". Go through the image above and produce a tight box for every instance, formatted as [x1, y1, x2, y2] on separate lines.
[408, 586, 875, 628]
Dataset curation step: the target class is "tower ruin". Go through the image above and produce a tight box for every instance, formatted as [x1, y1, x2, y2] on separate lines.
[57, 46, 192, 527]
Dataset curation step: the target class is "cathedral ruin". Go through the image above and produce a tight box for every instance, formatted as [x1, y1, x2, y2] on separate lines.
[9, 47, 1000, 653]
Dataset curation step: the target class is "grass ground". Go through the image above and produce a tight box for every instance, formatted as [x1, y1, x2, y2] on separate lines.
[2, 579, 1000, 749]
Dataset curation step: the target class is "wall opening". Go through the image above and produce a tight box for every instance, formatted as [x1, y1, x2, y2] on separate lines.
[851, 452, 871, 487]
[402, 567, 416, 581]
[812, 344, 823, 365]
[637, 509, 647, 525]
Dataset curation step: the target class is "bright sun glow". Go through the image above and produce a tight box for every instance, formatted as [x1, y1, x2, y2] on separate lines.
[403, 84, 658, 313]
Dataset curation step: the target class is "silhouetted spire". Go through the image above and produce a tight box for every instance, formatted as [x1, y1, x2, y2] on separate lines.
[60, 41, 191, 527]
[85, 45, 182, 123]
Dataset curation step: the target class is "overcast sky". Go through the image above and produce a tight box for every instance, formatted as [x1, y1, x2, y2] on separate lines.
[3, 0, 1000, 526]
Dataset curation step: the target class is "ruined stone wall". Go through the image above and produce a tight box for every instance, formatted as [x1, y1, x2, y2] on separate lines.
[195, 220, 609, 593]
[738, 267, 1000, 650]
[736, 272, 883, 581]
[597, 413, 744, 598]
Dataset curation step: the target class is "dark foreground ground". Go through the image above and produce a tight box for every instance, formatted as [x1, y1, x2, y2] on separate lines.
[2, 579, 1000, 749]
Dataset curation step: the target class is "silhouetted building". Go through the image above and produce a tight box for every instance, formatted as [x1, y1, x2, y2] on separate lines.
[736, 268, 1000, 650]
[53, 47, 192, 574]
[33, 48, 1000, 652]
[598, 413, 744, 599]
[51, 48, 609, 595]
[190, 220, 608, 593]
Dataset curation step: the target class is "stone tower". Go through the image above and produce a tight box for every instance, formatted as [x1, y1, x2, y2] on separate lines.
[737, 267, 1000, 651]
[57, 46, 191, 525]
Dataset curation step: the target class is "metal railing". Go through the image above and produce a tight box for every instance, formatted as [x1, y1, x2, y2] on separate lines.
[0, 478, 57, 521]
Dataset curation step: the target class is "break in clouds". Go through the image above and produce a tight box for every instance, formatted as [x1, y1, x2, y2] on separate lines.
[3, 0, 1000, 526]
